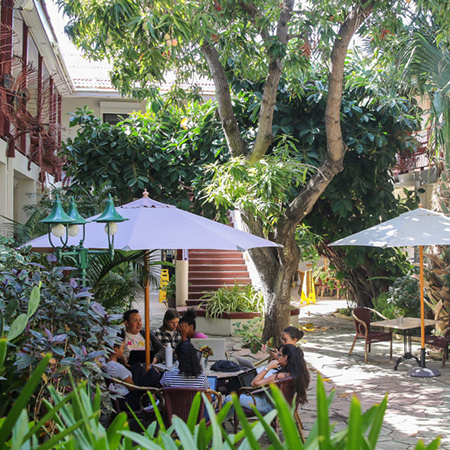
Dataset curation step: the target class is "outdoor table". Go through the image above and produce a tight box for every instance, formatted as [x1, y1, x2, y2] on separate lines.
[153, 361, 244, 379]
[372, 317, 436, 370]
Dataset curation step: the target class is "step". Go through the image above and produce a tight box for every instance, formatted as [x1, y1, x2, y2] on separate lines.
[189, 278, 251, 286]
[186, 299, 205, 307]
[188, 270, 249, 278]
[188, 265, 247, 272]
[189, 250, 242, 256]
[187, 291, 221, 300]
[189, 252, 244, 259]
[188, 283, 249, 292]
[188, 257, 245, 265]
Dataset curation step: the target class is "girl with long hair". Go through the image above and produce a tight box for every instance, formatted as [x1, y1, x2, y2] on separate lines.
[160, 341, 209, 389]
[225, 343, 309, 414]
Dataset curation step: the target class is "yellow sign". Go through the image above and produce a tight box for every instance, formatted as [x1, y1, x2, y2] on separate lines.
[300, 270, 316, 305]
[158, 269, 170, 303]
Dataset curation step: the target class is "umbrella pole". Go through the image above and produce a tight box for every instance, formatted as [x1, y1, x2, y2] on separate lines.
[408, 245, 440, 378]
[420, 245, 426, 368]
[144, 251, 151, 371]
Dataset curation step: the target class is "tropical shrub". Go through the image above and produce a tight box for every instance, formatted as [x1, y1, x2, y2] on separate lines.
[201, 283, 264, 319]
[372, 292, 396, 319]
[387, 274, 423, 318]
[233, 317, 270, 354]
[0, 238, 121, 416]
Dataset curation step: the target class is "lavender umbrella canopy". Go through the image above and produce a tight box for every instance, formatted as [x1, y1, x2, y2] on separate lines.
[331, 208, 450, 378]
[26, 194, 282, 251]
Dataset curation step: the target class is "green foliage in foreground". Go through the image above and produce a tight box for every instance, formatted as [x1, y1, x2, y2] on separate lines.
[0, 335, 440, 449]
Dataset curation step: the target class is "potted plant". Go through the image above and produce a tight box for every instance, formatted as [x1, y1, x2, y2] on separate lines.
[196, 283, 300, 336]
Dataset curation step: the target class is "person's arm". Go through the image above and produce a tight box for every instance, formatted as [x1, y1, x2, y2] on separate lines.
[115, 364, 136, 389]
[123, 375, 134, 386]
[251, 360, 283, 387]
[150, 331, 165, 363]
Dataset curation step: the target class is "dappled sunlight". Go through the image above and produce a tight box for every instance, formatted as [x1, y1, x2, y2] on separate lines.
[301, 319, 448, 448]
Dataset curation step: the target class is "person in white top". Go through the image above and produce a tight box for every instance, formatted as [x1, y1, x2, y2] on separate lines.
[123, 309, 164, 365]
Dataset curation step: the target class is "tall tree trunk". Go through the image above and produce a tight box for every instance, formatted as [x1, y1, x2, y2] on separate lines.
[320, 245, 384, 308]
[240, 212, 299, 343]
[245, 2, 375, 340]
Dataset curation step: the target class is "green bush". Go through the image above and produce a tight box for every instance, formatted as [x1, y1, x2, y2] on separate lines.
[233, 317, 272, 353]
[386, 275, 424, 318]
[372, 291, 396, 319]
[201, 283, 264, 319]
[0, 239, 121, 417]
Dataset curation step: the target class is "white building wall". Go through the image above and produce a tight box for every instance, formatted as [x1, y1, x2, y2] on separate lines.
[60, 97, 146, 141]
[0, 142, 52, 235]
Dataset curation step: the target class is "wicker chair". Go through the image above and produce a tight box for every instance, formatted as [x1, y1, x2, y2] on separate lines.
[425, 317, 450, 367]
[233, 377, 305, 442]
[348, 307, 393, 362]
[161, 386, 222, 427]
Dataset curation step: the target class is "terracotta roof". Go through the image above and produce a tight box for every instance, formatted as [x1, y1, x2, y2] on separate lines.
[64, 53, 215, 95]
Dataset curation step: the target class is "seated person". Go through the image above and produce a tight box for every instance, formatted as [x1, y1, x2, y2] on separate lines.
[224, 344, 309, 415]
[153, 308, 182, 349]
[160, 341, 209, 389]
[179, 308, 208, 342]
[123, 309, 165, 365]
[270, 326, 306, 360]
[281, 326, 304, 346]
[103, 336, 161, 411]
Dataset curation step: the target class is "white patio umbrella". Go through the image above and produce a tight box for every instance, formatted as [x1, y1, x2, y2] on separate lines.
[26, 190, 281, 368]
[331, 207, 450, 377]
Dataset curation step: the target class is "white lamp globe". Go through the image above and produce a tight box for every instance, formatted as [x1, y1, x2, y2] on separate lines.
[68, 224, 79, 237]
[105, 222, 118, 236]
[51, 223, 66, 238]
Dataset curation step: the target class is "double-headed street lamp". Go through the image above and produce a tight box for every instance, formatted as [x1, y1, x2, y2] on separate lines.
[40, 194, 128, 282]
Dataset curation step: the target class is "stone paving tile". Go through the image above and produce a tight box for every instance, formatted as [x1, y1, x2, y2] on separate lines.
[297, 303, 450, 449]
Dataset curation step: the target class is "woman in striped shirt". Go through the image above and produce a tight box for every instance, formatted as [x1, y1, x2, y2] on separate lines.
[160, 341, 209, 389]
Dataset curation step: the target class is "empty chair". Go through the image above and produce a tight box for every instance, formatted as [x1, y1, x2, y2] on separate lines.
[425, 316, 450, 367]
[349, 307, 393, 362]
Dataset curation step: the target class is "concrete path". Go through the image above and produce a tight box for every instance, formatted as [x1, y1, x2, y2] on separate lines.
[137, 292, 448, 448]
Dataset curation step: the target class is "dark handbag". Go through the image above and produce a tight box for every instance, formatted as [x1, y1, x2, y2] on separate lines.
[210, 360, 241, 372]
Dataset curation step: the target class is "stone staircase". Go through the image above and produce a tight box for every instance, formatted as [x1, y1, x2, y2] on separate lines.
[185, 249, 251, 309]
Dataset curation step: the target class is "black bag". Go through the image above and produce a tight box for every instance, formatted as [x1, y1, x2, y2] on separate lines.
[210, 360, 241, 372]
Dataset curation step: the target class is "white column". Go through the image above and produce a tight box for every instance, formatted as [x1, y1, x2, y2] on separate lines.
[175, 251, 189, 306]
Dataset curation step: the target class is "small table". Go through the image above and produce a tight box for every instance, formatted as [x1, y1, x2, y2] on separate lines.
[154, 361, 244, 379]
[372, 317, 436, 370]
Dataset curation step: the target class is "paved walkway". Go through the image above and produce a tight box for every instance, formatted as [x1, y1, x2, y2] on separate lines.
[292, 300, 448, 449]
[136, 293, 448, 449]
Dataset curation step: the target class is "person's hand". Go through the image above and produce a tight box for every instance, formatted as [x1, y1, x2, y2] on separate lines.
[266, 359, 280, 371]
[179, 322, 190, 341]
[270, 349, 279, 359]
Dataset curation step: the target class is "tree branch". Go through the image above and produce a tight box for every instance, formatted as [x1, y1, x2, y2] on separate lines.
[201, 41, 248, 157]
[238, 0, 269, 41]
[250, 0, 295, 163]
[287, 1, 375, 222]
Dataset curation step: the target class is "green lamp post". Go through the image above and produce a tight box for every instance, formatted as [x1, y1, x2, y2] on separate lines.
[40, 194, 128, 283]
